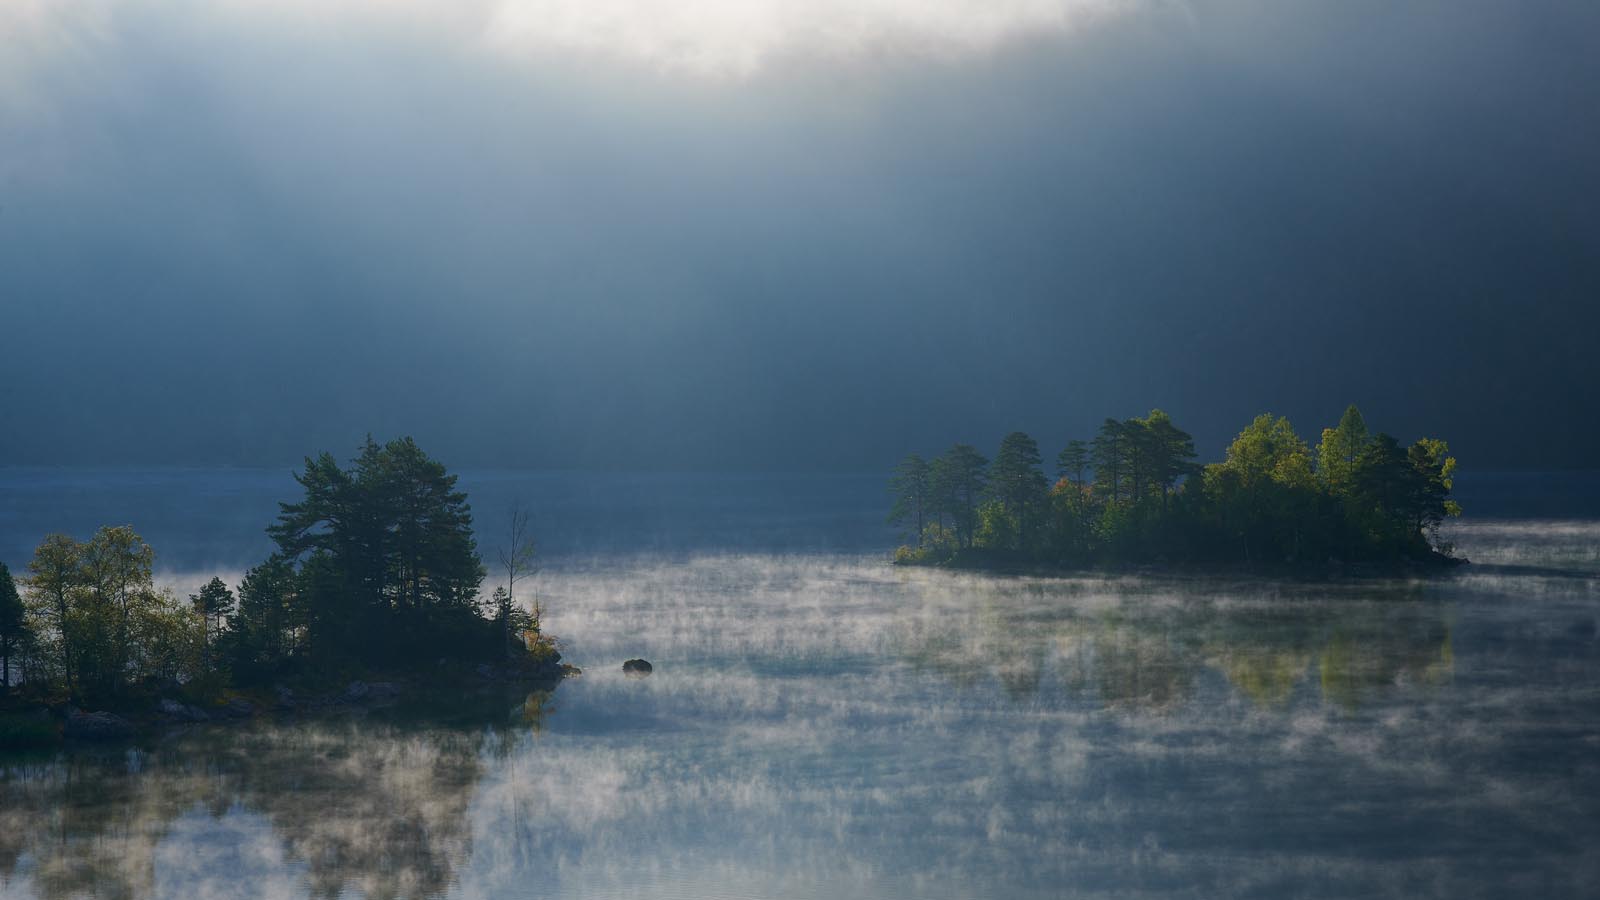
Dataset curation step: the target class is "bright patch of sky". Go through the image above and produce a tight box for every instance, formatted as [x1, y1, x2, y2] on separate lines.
[1, 0, 1147, 84]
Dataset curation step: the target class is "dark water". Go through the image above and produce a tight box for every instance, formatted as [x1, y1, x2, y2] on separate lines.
[1, 470, 1598, 899]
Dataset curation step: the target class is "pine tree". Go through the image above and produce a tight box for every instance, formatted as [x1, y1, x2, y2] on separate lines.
[1091, 418, 1129, 504]
[190, 576, 235, 672]
[887, 454, 932, 548]
[0, 562, 27, 696]
[266, 436, 487, 664]
[932, 444, 989, 550]
[1140, 410, 1198, 510]
[1317, 404, 1371, 493]
[989, 432, 1047, 550]
[1056, 439, 1090, 485]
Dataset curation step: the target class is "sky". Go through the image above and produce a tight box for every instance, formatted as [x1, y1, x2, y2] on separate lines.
[1, 0, 1597, 472]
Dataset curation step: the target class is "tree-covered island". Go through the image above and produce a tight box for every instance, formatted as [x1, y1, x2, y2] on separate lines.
[0, 437, 562, 745]
[889, 406, 1462, 570]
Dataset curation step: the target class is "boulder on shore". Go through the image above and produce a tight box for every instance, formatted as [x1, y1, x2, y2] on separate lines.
[65, 711, 133, 741]
[622, 658, 653, 677]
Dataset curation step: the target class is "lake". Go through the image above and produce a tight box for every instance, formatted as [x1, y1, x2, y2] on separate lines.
[1, 469, 1598, 899]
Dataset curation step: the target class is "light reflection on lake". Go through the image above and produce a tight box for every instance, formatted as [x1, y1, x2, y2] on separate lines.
[0, 472, 1597, 898]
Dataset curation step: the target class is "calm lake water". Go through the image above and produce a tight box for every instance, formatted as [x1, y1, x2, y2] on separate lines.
[1, 469, 1598, 899]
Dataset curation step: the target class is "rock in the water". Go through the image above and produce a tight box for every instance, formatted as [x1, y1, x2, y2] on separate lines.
[65, 711, 133, 741]
[225, 698, 255, 718]
[273, 685, 296, 710]
[158, 699, 210, 722]
[344, 680, 370, 702]
[622, 658, 653, 677]
[365, 682, 401, 702]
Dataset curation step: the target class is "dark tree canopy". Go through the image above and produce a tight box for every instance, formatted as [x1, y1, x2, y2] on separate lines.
[887, 454, 933, 549]
[1056, 440, 1090, 485]
[0, 562, 26, 696]
[930, 444, 989, 551]
[191, 577, 235, 629]
[1, 438, 556, 707]
[266, 436, 489, 667]
[989, 432, 1048, 551]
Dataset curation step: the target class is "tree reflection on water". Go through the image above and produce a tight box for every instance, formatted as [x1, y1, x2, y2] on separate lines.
[0, 691, 552, 900]
[905, 577, 1453, 714]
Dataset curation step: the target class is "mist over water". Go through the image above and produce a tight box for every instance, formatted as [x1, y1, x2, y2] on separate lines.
[1, 470, 1598, 899]
[5, 0, 1597, 893]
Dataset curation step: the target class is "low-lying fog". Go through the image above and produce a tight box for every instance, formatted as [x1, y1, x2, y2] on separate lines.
[1, 470, 1596, 898]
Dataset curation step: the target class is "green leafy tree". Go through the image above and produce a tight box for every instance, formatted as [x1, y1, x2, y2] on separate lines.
[1046, 478, 1096, 562]
[1407, 437, 1462, 553]
[0, 562, 26, 696]
[79, 526, 156, 696]
[24, 533, 84, 697]
[1349, 434, 1461, 556]
[22, 527, 196, 699]
[1317, 405, 1371, 493]
[1204, 414, 1317, 561]
[889, 408, 1461, 568]
[989, 432, 1047, 551]
[887, 454, 932, 548]
[975, 499, 1018, 551]
[78, 526, 183, 697]
[1216, 414, 1313, 487]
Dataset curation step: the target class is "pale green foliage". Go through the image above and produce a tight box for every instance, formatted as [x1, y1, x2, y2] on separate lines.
[1317, 405, 1371, 490]
[896, 406, 1462, 567]
[1215, 413, 1313, 488]
[974, 499, 1018, 551]
[23, 526, 200, 698]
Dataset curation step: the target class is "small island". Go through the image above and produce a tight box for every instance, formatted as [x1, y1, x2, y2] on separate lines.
[0, 437, 565, 747]
[888, 405, 1462, 572]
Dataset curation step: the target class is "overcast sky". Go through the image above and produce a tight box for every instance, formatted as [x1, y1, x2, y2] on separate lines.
[1, 0, 1596, 471]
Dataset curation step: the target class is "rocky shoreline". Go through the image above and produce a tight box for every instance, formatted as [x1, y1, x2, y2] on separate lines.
[2, 657, 578, 748]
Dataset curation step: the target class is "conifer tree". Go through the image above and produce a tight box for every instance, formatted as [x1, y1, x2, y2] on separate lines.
[1056, 439, 1090, 485]
[932, 444, 989, 550]
[190, 576, 235, 671]
[990, 432, 1047, 550]
[1317, 404, 1371, 492]
[887, 454, 933, 548]
[0, 562, 26, 696]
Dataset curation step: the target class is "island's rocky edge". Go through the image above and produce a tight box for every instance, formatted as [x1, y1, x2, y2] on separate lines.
[4, 656, 580, 747]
